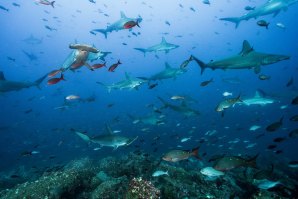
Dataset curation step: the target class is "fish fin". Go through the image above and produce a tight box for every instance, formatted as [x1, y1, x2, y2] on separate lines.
[157, 97, 169, 109]
[105, 124, 113, 134]
[126, 136, 138, 146]
[273, 11, 280, 17]
[113, 146, 118, 151]
[161, 37, 167, 44]
[240, 40, 254, 56]
[221, 111, 225, 117]
[120, 11, 127, 18]
[125, 72, 131, 80]
[191, 146, 201, 160]
[165, 62, 171, 69]
[279, 116, 284, 123]
[247, 154, 259, 169]
[0, 71, 6, 80]
[96, 82, 111, 92]
[51, 1, 55, 8]
[72, 129, 91, 142]
[220, 17, 241, 28]
[34, 74, 48, 88]
[92, 29, 108, 38]
[134, 48, 147, 56]
[254, 66, 261, 74]
[254, 91, 261, 98]
[191, 55, 207, 75]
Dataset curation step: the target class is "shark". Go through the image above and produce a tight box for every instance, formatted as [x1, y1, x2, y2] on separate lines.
[158, 97, 200, 117]
[72, 125, 138, 150]
[22, 50, 38, 61]
[23, 34, 43, 45]
[238, 91, 276, 106]
[220, 0, 298, 28]
[190, 40, 290, 74]
[140, 62, 186, 81]
[97, 72, 147, 92]
[0, 71, 47, 93]
[92, 11, 142, 38]
[128, 113, 165, 126]
[134, 37, 179, 56]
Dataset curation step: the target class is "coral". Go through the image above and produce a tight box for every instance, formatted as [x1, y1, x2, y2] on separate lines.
[126, 177, 160, 199]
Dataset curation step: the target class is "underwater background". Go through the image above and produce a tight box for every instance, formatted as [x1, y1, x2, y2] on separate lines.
[0, 0, 298, 198]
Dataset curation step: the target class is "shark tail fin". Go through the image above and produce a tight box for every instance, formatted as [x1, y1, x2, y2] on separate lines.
[96, 82, 111, 92]
[157, 97, 169, 109]
[191, 55, 207, 75]
[92, 29, 108, 39]
[105, 124, 113, 134]
[134, 48, 147, 56]
[34, 74, 48, 89]
[71, 128, 91, 142]
[220, 17, 241, 28]
[51, 1, 55, 8]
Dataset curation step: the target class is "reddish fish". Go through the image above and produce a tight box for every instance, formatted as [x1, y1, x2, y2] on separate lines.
[162, 146, 200, 162]
[48, 69, 62, 77]
[38, 0, 55, 8]
[47, 74, 65, 85]
[123, 21, 140, 29]
[108, 60, 121, 72]
[92, 62, 106, 69]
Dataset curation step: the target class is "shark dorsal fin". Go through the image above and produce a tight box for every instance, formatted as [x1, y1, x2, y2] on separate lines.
[165, 62, 171, 69]
[125, 72, 131, 80]
[161, 37, 167, 44]
[105, 124, 113, 134]
[120, 11, 127, 18]
[0, 72, 6, 80]
[254, 91, 261, 98]
[240, 40, 254, 56]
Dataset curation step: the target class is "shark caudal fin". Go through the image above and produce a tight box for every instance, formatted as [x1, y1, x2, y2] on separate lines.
[70, 128, 91, 142]
[157, 97, 170, 109]
[92, 29, 108, 39]
[134, 48, 147, 56]
[33, 74, 48, 89]
[191, 55, 207, 75]
[220, 17, 241, 28]
[51, 1, 55, 8]
[96, 82, 112, 93]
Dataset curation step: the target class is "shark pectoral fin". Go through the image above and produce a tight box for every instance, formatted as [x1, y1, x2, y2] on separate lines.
[0, 72, 6, 80]
[273, 11, 280, 17]
[165, 50, 169, 54]
[254, 66, 261, 74]
[126, 136, 138, 146]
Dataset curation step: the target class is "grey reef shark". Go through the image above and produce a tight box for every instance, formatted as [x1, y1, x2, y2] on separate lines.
[139, 62, 186, 82]
[189, 40, 290, 74]
[220, 0, 298, 28]
[0, 71, 47, 93]
[92, 11, 142, 38]
[72, 124, 138, 150]
[134, 37, 179, 56]
[97, 72, 148, 92]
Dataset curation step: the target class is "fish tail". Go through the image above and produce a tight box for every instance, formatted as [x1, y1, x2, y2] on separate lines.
[60, 74, 66, 81]
[157, 97, 169, 109]
[96, 82, 111, 92]
[134, 48, 147, 56]
[191, 55, 207, 75]
[51, 1, 55, 8]
[92, 29, 108, 38]
[100, 52, 111, 61]
[71, 128, 91, 142]
[191, 146, 201, 160]
[117, 60, 122, 65]
[247, 154, 259, 169]
[220, 17, 241, 28]
[34, 73, 48, 89]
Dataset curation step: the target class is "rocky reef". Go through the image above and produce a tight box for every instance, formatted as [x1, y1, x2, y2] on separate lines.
[0, 152, 297, 198]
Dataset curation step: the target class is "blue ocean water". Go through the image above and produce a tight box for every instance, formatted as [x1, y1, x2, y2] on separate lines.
[0, 0, 298, 197]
